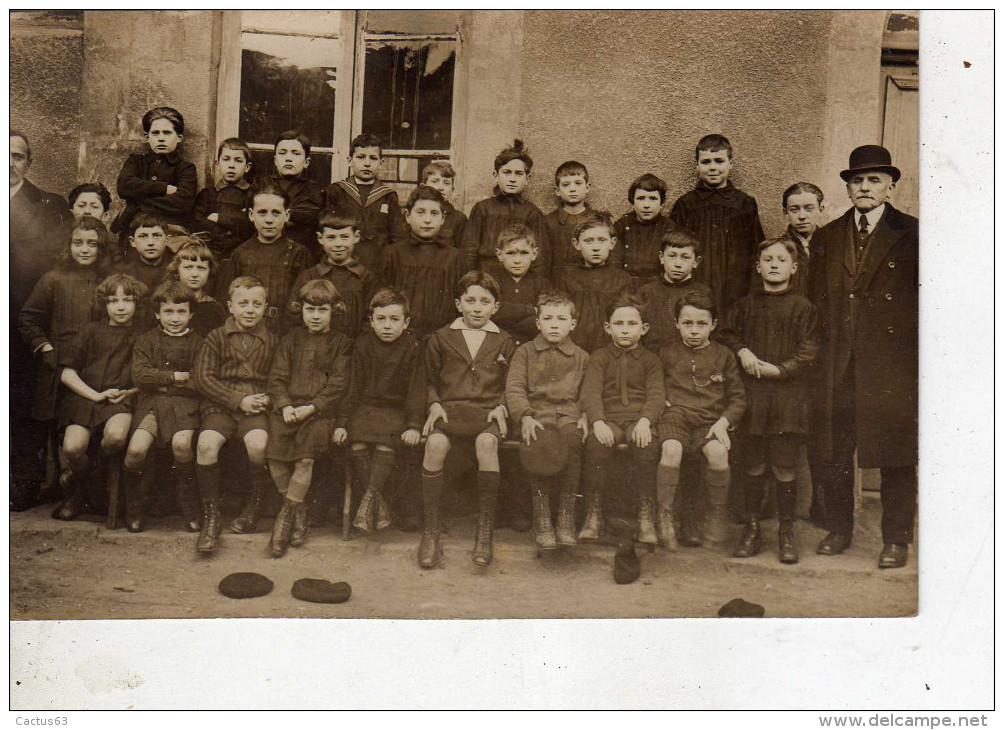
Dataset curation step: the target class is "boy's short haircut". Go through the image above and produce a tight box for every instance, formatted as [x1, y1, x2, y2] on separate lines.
[68, 182, 112, 212]
[628, 173, 667, 205]
[96, 273, 149, 303]
[350, 133, 383, 156]
[674, 289, 717, 321]
[554, 160, 589, 186]
[494, 138, 533, 173]
[167, 239, 217, 278]
[605, 292, 648, 324]
[456, 270, 501, 302]
[495, 223, 536, 251]
[405, 184, 445, 212]
[129, 211, 170, 236]
[660, 228, 702, 256]
[217, 136, 252, 162]
[317, 212, 361, 234]
[756, 236, 799, 259]
[298, 278, 343, 308]
[152, 280, 197, 309]
[422, 160, 456, 182]
[573, 211, 616, 240]
[250, 181, 291, 209]
[535, 290, 577, 320]
[274, 129, 312, 157]
[10, 128, 31, 161]
[142, 106, 185, 135]
[782, 181, 824, 209]
[368, 286, 411, 319]
[228, 274, 268, 301]
[695, 133, 733, 160]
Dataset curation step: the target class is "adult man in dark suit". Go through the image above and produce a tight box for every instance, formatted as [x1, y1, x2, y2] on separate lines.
[10, 129, 71, 510]
[809, 145, 918, 569]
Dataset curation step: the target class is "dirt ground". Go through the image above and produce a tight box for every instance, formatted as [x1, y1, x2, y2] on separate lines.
[9, 492, 915, 620]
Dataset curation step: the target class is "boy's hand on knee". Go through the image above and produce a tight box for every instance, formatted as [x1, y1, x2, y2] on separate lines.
[593, 420, 615, 448]
[488, 405, 508, 439]
[521, 415, 543, 445]
[401, 428, 421, 447]
[631, 418, 653, 448]
[423, 403, 448, 436]
[706, 417, 731, 450]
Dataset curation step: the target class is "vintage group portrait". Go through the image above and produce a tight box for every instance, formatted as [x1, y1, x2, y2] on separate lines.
[10, 6, 985, 712]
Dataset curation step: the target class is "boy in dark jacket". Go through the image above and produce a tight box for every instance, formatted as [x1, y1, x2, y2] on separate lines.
[545, 160, 594, 278]
[613, 173, 681, 289]
[422, 160, 467, 248]
[191, 137, 255, 261]
[270, 130, 325, 257]
[493, 224, 549, 348]
[324, 134, 407, 271]
[636, 229, 711, 351]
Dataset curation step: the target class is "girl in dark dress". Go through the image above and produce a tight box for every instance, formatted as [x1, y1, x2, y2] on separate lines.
[52, 273, 148, 520]
[717, 238, 818, 564]
[266, 279, 352, 556]
[166, 238, 227, 338]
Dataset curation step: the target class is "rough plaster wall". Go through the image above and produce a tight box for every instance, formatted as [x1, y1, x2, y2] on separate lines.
[10, 29, 84, 197]
[77, 11, 218, 223]
[517, 10, 841, 236]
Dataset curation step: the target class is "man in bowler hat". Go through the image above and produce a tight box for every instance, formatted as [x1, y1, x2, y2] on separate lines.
[809, 145, 918, 569]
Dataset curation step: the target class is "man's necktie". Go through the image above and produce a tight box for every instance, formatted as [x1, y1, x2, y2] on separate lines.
[854, 215, 870, 268]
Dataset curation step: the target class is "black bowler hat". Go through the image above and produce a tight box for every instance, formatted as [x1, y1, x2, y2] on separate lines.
[840, 145, 901, 183]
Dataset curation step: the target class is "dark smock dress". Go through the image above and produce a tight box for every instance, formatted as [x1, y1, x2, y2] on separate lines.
[131, 327, 205, 443]
[58, 321, 143, 428]
[554, 262, 631, 354]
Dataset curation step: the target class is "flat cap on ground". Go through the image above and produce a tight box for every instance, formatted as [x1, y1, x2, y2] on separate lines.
[218, 572, 274, 599]
[292, 578, 352, 604]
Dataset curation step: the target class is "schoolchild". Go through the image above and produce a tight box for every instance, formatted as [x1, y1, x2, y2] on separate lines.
[778, 182, 826, 298]
[554, 212, 632, 353]
[544, 160, 594, 278]
[112, 106, 197, 255]
[421, 160, 466, 248]
[19, 217, 112, 424]
[51, 273, 148, 521]
[222, 182, 312, 334]
[269, 130, 325, 256]
[655, 291, 746, 549]
[635, 229, 712, 350]
[266, 280, 352, 556]
[492, 224, 550, 347]
[192, 275, 280, 554]
[417, 271, 516, 569]
[191, 137, 255, 261]
[68, 182, 112, 225]
[287, 213, 376, 339]
[505, 291, 590, 550]
[165, 239, 228, 338]
[670, 134, 765, 311]
[613, 173, 681, 288]
[324, 133, 407, 270]
[461, 139, 548, 275]
[335, 288, 425, 534]
[114, 212, 173, 331]
[122, 281, 205, 533]
[380, 185, 465, 340]
[717, 237, 818, 563]
[578, 294, 665, 544]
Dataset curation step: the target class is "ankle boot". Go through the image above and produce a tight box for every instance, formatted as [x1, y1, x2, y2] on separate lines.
[230, 474, 265, 534]
[270, 499, 295, 557]
[353, 489, 377, 534]
[290, 501, 308, 547]
[418, 505, 442, 568]
[776, 479, 799, 564]
[374, 491, 393, 530]
[472, 511, 495, 567]
[123, 468, 147, 533]
[532, 491, 557, 551]
[577, 493, 603, 541]
[778, 519, 799, 564]
[196, 497, 221, 553]
[637, 498, 658, 545]
[51, 470, 87, 521]
[174, 465, 201, 532]
[656, 502, 678, 549]
[555, 492, 578, 546]
[732, 517, 761, 558]
[703, 483, 731, 546]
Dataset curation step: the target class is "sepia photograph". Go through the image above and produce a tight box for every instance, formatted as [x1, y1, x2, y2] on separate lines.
[7, 7, 993, 711]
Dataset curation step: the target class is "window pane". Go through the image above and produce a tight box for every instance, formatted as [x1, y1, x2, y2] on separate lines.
[248, 149, 332, 187]
[239, 32, 340, 148]
[362, 40, 455, 151]
[241, 10, 344, 36]
[364, 10, 463, 34]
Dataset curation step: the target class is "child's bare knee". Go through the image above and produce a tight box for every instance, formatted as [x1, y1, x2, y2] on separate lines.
[196, 435, 223, 464]
[660, 439, 683, 466]
[771, 464, 795, 483]
[171, 433, 194, 463]
[349, 443, 368, 453]
[474, 433, 498, 458]
[703, 441, 729, 470]
[124, 443, 148, 470]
